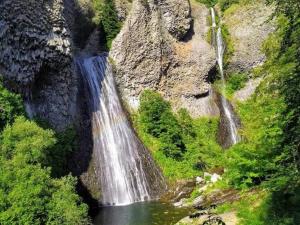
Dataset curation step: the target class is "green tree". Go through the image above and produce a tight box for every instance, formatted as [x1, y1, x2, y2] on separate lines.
[46, 176, 89, 225]
[139, 90, 186, 160]
[101, 0, 121, 48]
[0, 117, 89, 225]
[219, 0, 240, 11]
[1, 117, 56, 165]
[0, 81, 24, 130]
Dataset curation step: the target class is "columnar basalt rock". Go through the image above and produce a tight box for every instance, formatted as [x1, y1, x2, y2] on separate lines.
[0, 0, 76, 130]
[110, 0, 218, 117]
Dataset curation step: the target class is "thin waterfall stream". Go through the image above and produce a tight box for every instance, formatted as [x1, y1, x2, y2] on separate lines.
[211, 8, 240, 146]
[77, 54, 165, 206]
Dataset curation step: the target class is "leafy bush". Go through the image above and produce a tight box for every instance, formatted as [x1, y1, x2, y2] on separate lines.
[136, 90, 223, 180]
[139, 90, 186, 160]
[0, 117, 89, 224]
[221, 4, 300, 223]
[1, 117, 56, 165]
[226, 73, 248, 93]
[221, 24, 234, 66]
[100, 0, 121, 49]
[74, 0, 121, 49]
[0, 81, 24, 130]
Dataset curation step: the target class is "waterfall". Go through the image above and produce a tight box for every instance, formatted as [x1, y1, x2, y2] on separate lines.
[24, 101, 35, 119]
[77, 54, 165, 206]
[211, 8, 240, 146]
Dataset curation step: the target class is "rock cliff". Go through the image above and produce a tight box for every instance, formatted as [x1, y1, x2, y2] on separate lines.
[110, 0, 219, 117]
[223, 0, 275, 72]
[0, 0, 77, 130]
[0, 0, 100, 204]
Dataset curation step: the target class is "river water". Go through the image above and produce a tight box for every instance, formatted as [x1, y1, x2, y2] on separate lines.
[94, 202, 193, 225]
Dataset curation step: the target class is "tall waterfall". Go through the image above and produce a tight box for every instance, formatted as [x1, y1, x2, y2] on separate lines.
[211, 8, 240, 146]
[77, 54, 165, 206]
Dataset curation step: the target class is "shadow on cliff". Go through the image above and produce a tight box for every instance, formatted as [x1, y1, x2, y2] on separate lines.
[182, 19, 195, 42]
[70, 66, 101, 215]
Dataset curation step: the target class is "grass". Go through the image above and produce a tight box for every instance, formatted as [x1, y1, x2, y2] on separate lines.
[214, 189, 268, 225]
[214, 72, 248, 99]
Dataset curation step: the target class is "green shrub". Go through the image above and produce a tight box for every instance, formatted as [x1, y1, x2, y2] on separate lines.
[0, 117, 89, 224]
[214, 72, 248, 98]
[0, 81, 24, 130]
[136, 90, 223, 179]
[1, 117, 56, 165]
[139, 90, 186, 160]
[221, 24, 234, 66]
[101, 0, 122, 49]
[226, 73, 248, 93]
[49, 128, 78, 177]
[221, 6, 300, 223]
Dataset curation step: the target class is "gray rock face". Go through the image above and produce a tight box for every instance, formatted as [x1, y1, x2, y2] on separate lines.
[110, 0, 218, 117]
[223, 1, 275, 72]
[0, 0, 77, 130]
[233, 77, 262, 102]
[159, 0, 192, 40]
[114, 0, 132, 21]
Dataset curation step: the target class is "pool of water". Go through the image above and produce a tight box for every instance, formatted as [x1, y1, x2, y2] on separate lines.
[93, 201, 194, 225]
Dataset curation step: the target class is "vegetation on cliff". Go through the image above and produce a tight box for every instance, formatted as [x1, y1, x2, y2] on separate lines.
[91, 0, 121, 48]
[0, 84, 89, 225]
[133, 90, 223, 180]
[193, 0, 300, 224]
[0, 81, 24, 130]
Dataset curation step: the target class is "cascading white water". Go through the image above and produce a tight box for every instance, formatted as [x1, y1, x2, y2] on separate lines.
[210, 8, 217, 47]
[211, 8, 240, 145]
[77, 54, 162, 206]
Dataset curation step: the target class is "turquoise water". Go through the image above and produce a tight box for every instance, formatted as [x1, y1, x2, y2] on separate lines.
[93, 202, 193, 225]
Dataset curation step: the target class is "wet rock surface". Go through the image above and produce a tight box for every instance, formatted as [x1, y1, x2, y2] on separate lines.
[161, 179, 196, 203]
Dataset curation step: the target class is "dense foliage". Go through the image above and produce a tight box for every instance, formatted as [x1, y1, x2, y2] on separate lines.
[90, 0, 121, 49]
[0, 117, 89, 225]
[0, 83, 89, 224]
[135, 90, 222, 180]
[0, 82, 24, 130]
[217, 0, 300, 223]
[139, 90, 186, 160]
[196, 0, 218, 7]
[218, 0, 240, 11]
[214, 72, 248, 99]
[101, 0, 122, 48]
[196, 0, 239, 10]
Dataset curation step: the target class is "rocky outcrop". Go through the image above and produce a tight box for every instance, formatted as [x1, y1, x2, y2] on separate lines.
[223, 0, 275, 72]
[0, 0, 101, 204]
[110, 0, 218, 117]
[114, 0, 132, 21]
[0, 0, 77, 130]
[176, 211, 238, 225]
[233, 78, 262, 102]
